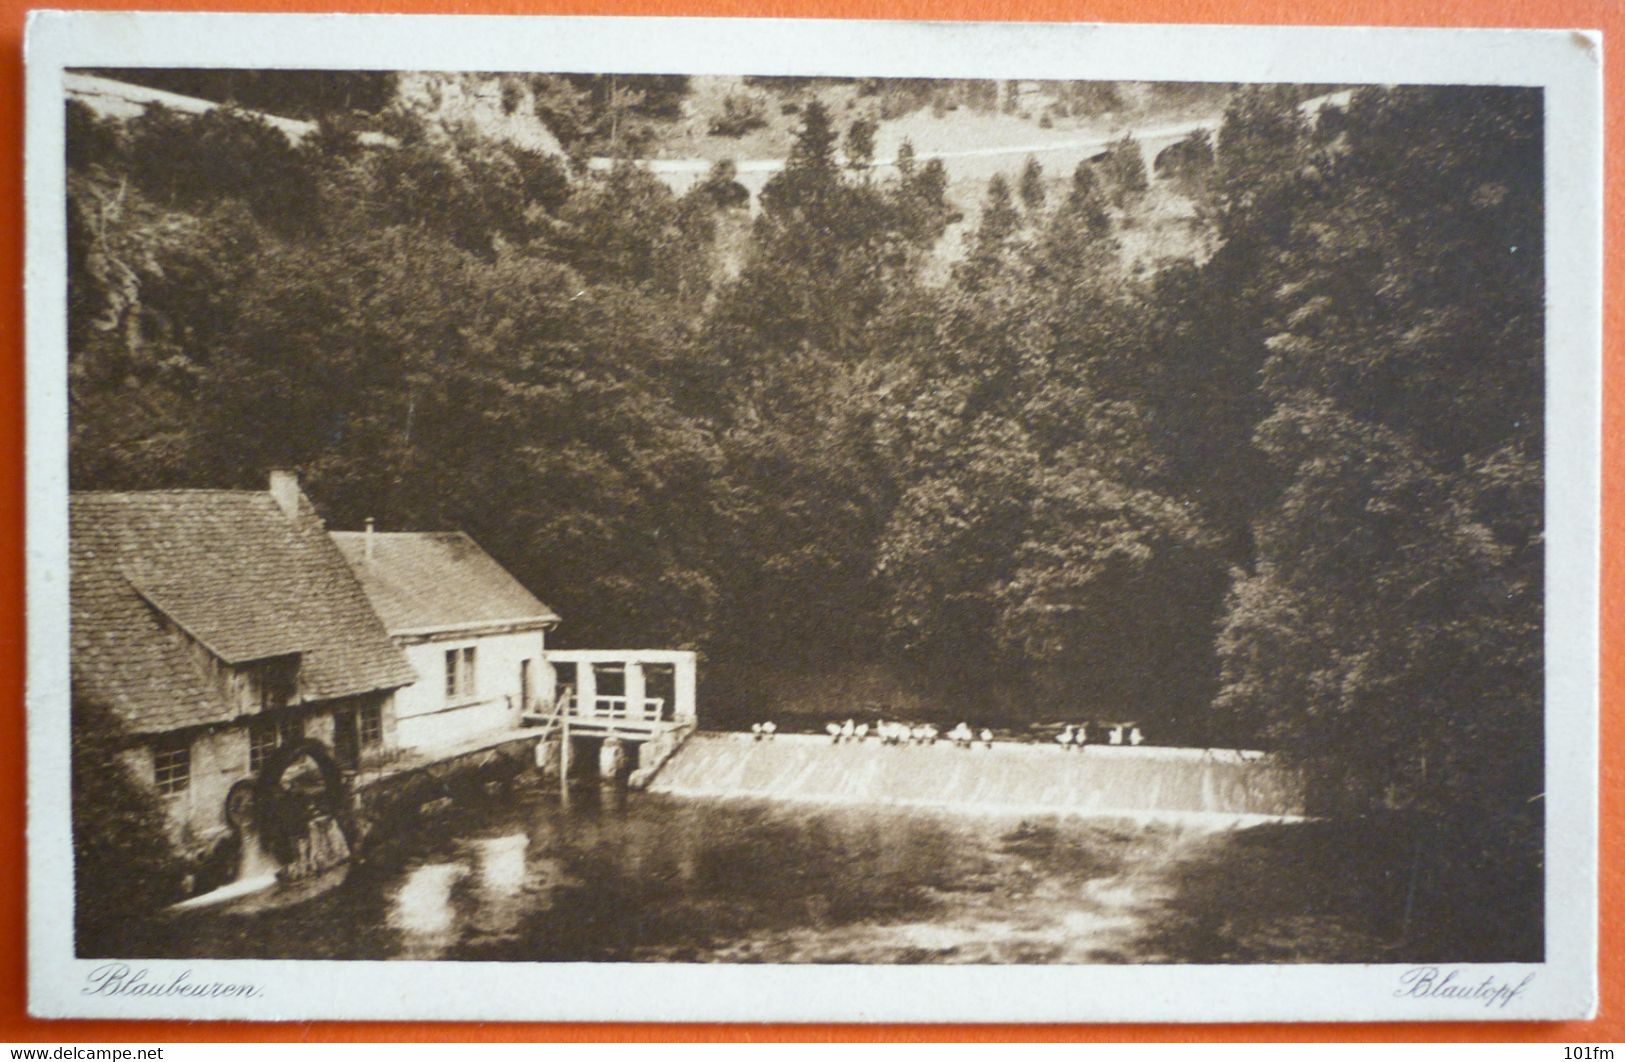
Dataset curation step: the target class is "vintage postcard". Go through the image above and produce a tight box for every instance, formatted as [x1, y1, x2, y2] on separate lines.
[23, 12, 1600, 1022]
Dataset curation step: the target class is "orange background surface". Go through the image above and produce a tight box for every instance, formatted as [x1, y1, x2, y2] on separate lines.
[0, 0, 1616, 1043]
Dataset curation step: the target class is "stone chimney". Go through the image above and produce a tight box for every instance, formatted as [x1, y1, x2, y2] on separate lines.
[268, 469, 303, 519]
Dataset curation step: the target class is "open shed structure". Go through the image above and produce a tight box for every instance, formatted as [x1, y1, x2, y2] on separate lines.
[525, 649, 698, 786]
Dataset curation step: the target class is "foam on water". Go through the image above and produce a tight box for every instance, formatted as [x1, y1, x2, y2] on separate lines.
[649, 732, 1304, 827]
[168, 815, 353, 914]
[168, 871, 281, 912]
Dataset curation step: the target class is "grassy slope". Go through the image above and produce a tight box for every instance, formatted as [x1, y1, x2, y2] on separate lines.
[646, 76, 1232, 271]
[80, 71, 1230, 272]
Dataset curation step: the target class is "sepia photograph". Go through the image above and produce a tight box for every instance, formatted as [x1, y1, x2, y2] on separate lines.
[24, 14, 1600, 1023]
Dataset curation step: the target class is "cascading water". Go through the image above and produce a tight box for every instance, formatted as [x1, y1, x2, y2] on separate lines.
[171, 811, 354, 913]
[171, 744, 356, 912]
[648, 733, 1303, 826]
[236, 825, 280, 882]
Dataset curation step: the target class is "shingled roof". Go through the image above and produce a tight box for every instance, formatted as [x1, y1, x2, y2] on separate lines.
[71, 488, 417, 735]
[330, 531, 559, 635]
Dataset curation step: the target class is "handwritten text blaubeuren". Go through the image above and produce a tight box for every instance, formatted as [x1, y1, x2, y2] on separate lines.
[1393, 966, 1535, 1008]
[82, 964, 262, 999]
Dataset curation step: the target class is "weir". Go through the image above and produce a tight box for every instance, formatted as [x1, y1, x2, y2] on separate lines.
[647, 733, 1304, 826]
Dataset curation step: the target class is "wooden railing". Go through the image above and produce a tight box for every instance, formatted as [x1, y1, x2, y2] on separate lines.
[581, 695, 667, 722]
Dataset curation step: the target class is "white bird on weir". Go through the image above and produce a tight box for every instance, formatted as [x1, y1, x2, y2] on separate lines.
[1073, 723, 1089, 748]
[1056, 724, 1075, 750]
[841, 719, 856, 742]
[826, 722, 843, 742]
[751, 722, 763, 740]
[855, 722, 869, 741]
[980, 728, 994, 748]
[1109, 725, 1124, 746]
[1129, 725, 1144, 746]
[762, 721, 777, 740]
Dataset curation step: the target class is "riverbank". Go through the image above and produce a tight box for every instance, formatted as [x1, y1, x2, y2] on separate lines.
[1134, 815, 1543, 964]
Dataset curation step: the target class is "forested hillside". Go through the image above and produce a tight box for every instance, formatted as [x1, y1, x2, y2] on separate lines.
[65, 75, 1543, 953]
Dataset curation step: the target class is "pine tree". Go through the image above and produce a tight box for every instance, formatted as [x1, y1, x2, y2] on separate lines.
[845, 116, 877, 171]
[1018, 155, 1046, 212]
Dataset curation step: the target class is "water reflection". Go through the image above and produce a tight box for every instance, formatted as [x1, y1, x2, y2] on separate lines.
[389, 863, 468, 958]
[466, 834, 528, 943]
[115, 788, 1383, 964]
[473, 834, 528, 896]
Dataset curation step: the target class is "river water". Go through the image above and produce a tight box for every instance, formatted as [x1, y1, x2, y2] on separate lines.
[113, 784, 1398, 964]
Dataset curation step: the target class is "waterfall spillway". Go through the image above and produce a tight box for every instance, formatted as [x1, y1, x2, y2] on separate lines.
[648, 733, 1304, 826]
[169, 813, 352, 913]
[168, 823, 284, 913]
[237, 824, 280, 882]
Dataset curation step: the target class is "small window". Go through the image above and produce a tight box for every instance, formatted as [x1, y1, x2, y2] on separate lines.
[333, 708, 359, 769]
[250, 658, 295, 715]
[249, 720, 278, 773]
[444, 646, 477, 701]
[359, 703, 383, 748]
[256, 664, 278, 714]
[153, 734, 190, 796]
[252, 714, 304, 773]
[277, 714, 304, 748]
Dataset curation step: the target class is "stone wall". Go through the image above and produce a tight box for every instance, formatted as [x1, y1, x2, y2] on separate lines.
[351, 733, 542, 851]
[136, 690, 395, 862]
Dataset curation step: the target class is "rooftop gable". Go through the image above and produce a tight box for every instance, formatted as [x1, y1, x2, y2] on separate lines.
[330, 530, 559, 635]
[71, 488, 416, 734]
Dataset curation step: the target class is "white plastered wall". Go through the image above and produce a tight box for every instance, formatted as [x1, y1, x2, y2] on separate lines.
[392, 628, 547, 753]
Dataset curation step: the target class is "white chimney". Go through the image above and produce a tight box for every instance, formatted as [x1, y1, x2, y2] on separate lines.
[268, 469, 302, 518]
[365, 517, 376, 561]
